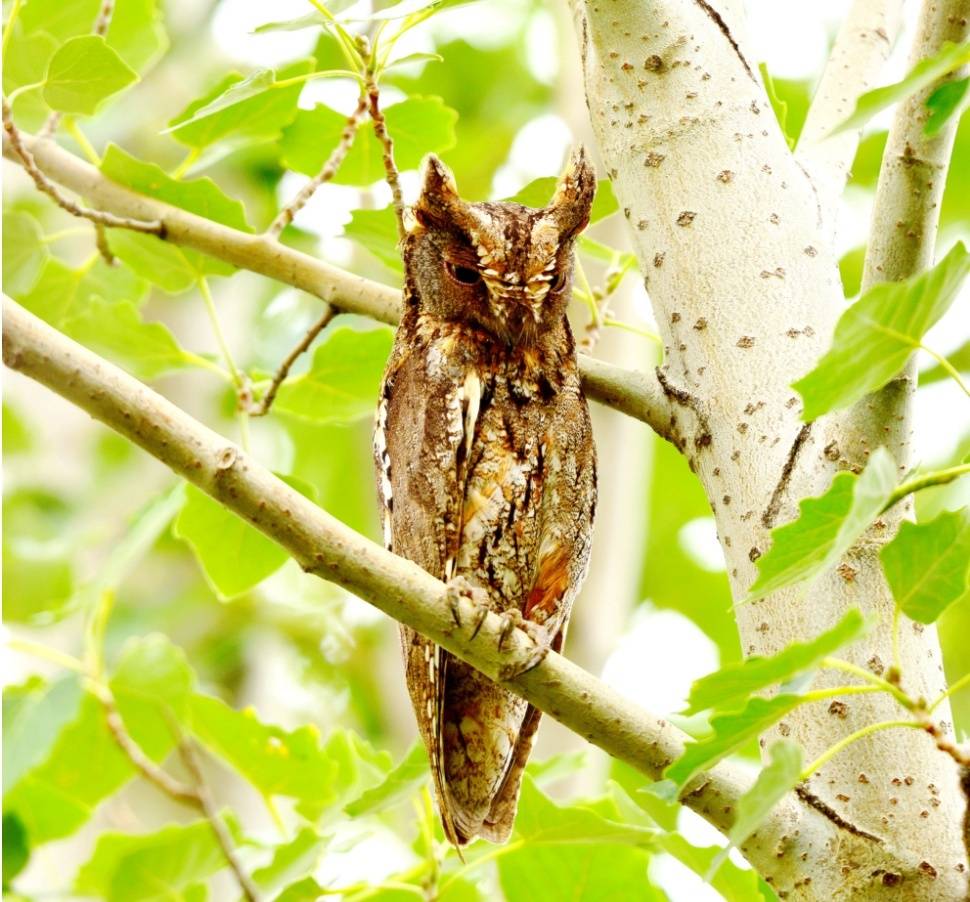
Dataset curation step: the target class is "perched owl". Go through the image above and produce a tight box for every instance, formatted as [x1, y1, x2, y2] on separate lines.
[374, 149, 597, 846]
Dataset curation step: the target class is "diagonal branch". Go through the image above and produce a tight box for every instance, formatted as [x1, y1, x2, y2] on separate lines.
[4, 293, 915, 890]
[1, 130, 674, 441]
[795, 0, 903, 232]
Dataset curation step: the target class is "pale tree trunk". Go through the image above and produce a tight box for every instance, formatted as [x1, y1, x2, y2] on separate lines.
[572, 0, 969, 898]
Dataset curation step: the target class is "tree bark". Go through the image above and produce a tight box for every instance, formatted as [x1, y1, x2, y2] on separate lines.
[571, 0, 968, 897]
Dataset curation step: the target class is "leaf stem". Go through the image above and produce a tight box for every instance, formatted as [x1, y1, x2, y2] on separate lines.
[821, 657, 913, 710]
[64, 117, 101, 166]
[929, 670, 970, 713]
[2, 0, 23, 55]
[799, 720, 922, 781]
[919, 341, 970, 399]
[880, 462, 970, 513]
[602, 316, 662, 344]
[170, 147, 200, 180]
[197, 276, 242, 388]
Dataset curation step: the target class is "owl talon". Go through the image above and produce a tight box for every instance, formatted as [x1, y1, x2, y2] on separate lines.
[469, 606, 489, 640]
[444, 577, 490, 634]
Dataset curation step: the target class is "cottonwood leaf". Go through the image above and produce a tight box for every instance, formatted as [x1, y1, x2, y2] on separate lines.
[920, 339, 970, 386]
[21, 0, 167, 74]
[832, 41, 970, 135]
[252, 828, 326, 895]
[747, 448, 898, 601]
[63, 298, 196, 380]
[504, 177, 619, 223]
[43, 36, 138, 115]
[664, 695, 802, 791]
[174, 478, 303, 600]
[343, 207, 402, 272]
[925, 76, 970, 135]
[3, 210, 48, 295]
[165, 60, 313, 149]
[881, 508, 970, 623]
[74, 821, 224, 901]
[188, 694, 342, 804]
[273, 327, 393, 424]
[2, 812, 29, 888]
[657, 834, 769, 902]
[344, 741, 428, 816]
[793, 242, 970, 420]
[685, 609, 868, 714]
[280, 96, 457, 185]
[728, 741, 803, 849]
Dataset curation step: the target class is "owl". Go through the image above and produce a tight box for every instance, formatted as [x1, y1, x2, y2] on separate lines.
[373, 149, 597, 846]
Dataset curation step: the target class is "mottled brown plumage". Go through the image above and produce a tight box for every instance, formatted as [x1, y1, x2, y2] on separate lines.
[373, 150, 597, 845]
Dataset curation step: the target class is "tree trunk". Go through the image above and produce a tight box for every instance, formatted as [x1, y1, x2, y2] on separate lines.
[572, 0, 969, 897]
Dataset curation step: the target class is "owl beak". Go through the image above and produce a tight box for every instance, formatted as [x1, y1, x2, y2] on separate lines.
[542, 146, 596, 239]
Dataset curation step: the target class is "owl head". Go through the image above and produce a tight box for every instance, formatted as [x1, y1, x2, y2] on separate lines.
[404, 148, 596, 347]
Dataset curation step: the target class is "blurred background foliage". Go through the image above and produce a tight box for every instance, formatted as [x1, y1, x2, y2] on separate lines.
[2, 0, 968, 899]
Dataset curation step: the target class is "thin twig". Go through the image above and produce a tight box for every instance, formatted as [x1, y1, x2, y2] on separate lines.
[93, 221, 116, 265]
[39, 0, 116, 138]
[179, 739, 261, 902]
[251, 305, 337, 416]
[267, 95, 368, 239]
[3, 98, 163, 235]
[365, 74, 405, 239]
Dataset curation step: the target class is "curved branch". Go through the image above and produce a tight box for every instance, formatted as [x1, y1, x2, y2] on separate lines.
[796, 0, 903, 230]
[1, 130, 673, 441]
[4, 294, 910, 892]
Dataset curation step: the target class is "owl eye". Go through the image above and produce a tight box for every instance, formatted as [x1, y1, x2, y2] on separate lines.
[445, 260, 481, 285]
[550, 270, 568, 292]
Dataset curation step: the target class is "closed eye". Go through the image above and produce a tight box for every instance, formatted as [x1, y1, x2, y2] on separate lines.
[445, 260, 481, 285]
[550, 270, 568, 292]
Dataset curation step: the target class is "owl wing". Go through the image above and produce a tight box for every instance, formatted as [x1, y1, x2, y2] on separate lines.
[375, 325, 478, 847]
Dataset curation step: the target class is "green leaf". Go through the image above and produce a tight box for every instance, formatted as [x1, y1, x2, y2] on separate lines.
[503, 177, 619, 223]
[74, 821, 225, 901]
[686, 609, 868, 713]
[166, 60, 313, 149]
[747, 448, 898, 601]
[280, 96, 457, 185]
[173, 482, 290, 600]
[101, 144, 251, 228]
[252, 828, 325, 895]
[275, 877, 327, 902]
[273, 326, 393, 424]
[21, 0, 167, 75]
[112, 634, 195, 723]
[657, 834, 769, 902]
[42, 35, 138, 115]
[2, 402, 33, 455]
[665, 695, 802, 791]
[344, 742, 428, 816]
[495, 777, 659, 902]
[728, 741, 803, 848]
[839, 244, 866, 299]
[832, 41, 970, 135]
[3, 210, 48, 295]
[2, 812, 29, 889]
[3, 676, 83, 796]
[794, 242, 970, 420]
[343, 206, 402, 272]
[63, 298, 197, 379]
[16, 256, 149, 327]
[881, 508, 970, 623]
[920, 339, 970, 387]
[925, 76, 970, 135]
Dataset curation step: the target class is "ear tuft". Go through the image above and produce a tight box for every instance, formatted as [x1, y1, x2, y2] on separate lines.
[545, 146, 596, 238]
[415, 154, 462, 224]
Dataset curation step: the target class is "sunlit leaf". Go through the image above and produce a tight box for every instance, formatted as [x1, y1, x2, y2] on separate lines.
[504, 177, 618, 223]
[166, 60, 314, 149]
[173, 483, 290, 600]
[920, 339, 970, 387]
[665, 695, 802, 791]
[2, 210, 48, 295]
[793, 241, 969, 420]
[74, 821, 225, 901]
[43, 35, 138, 115]
[728, 741, 802, 848]
[657, 833, 769, 902]
[686, 609, 868, 713]
[344, 742, 428, 816]
[2, 402, 33, 455]
[881, 508, 970, 623]
[253, 828, 326, 895]
[3, 28, 59, 126]
[281, 96, 457, 185]
[925, 76, 970, 135]
[747, 448, 898, 601]
[343, 206, 401, 272]
[273, 327, 393, 424]
[63, 298, 197, 380]
[832, 41, 970, 135]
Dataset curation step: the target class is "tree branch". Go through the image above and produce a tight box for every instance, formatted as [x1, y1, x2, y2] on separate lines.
[796, 0, 903, 230]
[4, 293, 915, 891]
[1, 130, 673, 440]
